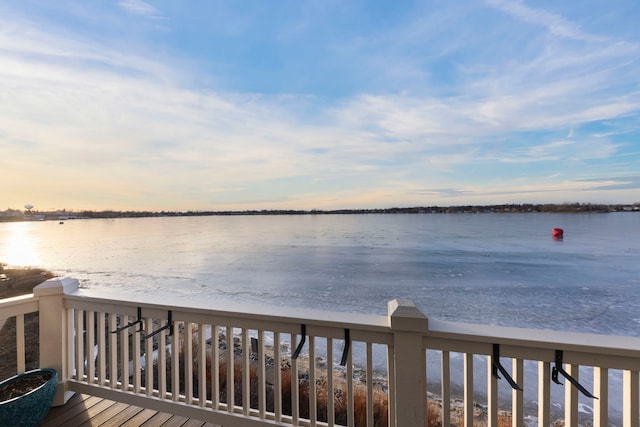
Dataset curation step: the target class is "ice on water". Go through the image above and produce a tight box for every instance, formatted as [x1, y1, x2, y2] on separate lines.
[9, 212, 635, 339]
[2, 212, 638, 423]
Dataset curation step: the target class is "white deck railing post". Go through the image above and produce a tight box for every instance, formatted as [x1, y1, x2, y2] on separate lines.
[387, 299, 428, 427]
[34, 277, 78, 406]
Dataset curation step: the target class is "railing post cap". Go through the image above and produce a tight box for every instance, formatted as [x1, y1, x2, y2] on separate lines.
[388, 299, 428, 331]
[34, 277, 79, 296]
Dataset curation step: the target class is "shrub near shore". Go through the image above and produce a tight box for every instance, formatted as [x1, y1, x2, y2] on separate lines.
[0, 264, 54, 299]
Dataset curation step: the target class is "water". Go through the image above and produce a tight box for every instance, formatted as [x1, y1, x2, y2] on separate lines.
[1, 212, 639, 337]
[2, 212, 638, 422]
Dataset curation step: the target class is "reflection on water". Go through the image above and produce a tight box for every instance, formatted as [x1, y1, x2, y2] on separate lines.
[0, 222, 42, 267]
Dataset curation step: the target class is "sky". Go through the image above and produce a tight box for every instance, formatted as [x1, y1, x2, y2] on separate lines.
[1, 0, 639, 211]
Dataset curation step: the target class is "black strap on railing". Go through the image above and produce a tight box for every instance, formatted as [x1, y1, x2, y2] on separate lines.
[340, 328, 350, 366]
[111, 307, 144, 334]
[552, 350, 597, 399]
[142, 311, 173, 339]
[491, 344, 523, 391]
[292, 324, 306, 359]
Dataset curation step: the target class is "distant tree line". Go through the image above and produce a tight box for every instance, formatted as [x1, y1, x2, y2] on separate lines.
[41, 202, 640, 217]
[2, 202, 638, 222]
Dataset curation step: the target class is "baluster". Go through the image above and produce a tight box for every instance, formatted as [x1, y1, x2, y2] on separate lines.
[346, 342, 354, 427]
[512, 358, 524, 427]
[171, 321, 180, 401]
[242, 328, 250, 415]
[109, 314, 117, 388]
[257, 330, 266, 418]
[564, 363, 579, 427]
[66, 308, 75, 383]
[623, 370, 639, 427]
[132, 315, 141, 393]
[441, 351, 451, 427]
[145, 317, 153, 396]
[158, 318, 167, 398]
[226, 325, 234, 412]
[538, 361, 551, 427]
[274, 332, 282, 421]
[463, 353, 474, 427]
[487, 352, 498, 427]
[198, 324, 206, 407]
[366, 342, 374, 427]
[87, 311, 95, 383]
[185, 322, 193, 403]
[16, 314, 25, 373]
[309, 335, 317, 426]
[75, 310, 84, 380]
[98, 312, 106, 386]
[291, 332, 300, 424]
[119, 314, 129, 391]
[593, 367, 608, 427]
[212, 324, 220, 408]
[327, 338, 335, 427]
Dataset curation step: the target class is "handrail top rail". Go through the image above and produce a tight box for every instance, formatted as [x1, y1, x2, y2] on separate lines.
[427, 318, 640, 354]
[0, 293, 39, 324]
[0, 292, 37, 308]
[64, 288, 391, 331]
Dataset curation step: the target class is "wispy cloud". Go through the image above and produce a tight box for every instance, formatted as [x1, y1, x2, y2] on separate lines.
[491, 139, 619, 163]
[118, 0, 161, 18]
[409, 175, 640, 202]
[485, 0, 607, 42]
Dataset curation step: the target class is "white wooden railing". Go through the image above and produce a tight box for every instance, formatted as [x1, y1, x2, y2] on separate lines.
[2, 277, 639, 427]
[0, 293, 38, 374]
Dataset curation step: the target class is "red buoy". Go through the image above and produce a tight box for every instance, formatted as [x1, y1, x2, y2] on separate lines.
[552, 228, 564, 240]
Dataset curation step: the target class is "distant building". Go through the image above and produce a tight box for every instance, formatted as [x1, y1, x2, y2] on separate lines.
[0, 209, 24, 220]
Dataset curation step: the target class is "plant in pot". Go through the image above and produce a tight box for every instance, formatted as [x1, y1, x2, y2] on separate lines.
[0, 368, 58, 427]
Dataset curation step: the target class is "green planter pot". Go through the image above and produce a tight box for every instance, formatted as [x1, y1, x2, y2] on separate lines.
[0, 368, 58, 427]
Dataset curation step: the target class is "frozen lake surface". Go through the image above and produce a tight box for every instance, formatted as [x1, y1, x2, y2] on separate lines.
[2, 212, 638, 336]
[2, 212, 638, 424]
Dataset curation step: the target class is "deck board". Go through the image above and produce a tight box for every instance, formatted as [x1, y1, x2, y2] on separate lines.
[41, 394, 105, 427]
[42, 394, 91, 425]
[40, 393, 221, 427]
[97, 403, 145, 426]
[139, 411, 174, 426]
[78, 400, 137, 426]
[157, 416, 190, 427]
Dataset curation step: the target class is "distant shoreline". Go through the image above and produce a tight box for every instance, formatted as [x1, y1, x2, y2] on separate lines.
[2, 202, 638, 222]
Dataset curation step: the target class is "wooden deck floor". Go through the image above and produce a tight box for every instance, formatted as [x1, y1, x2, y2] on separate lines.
[41, 393, 221, 427]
